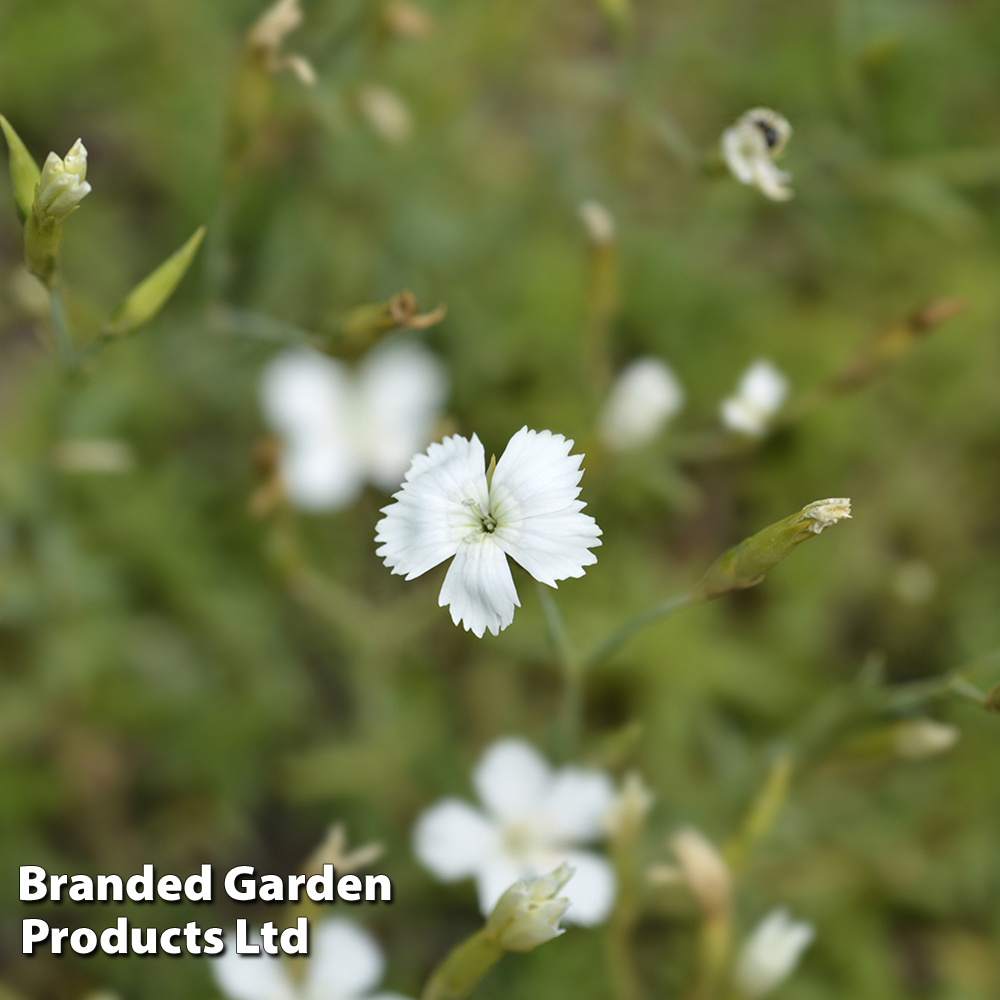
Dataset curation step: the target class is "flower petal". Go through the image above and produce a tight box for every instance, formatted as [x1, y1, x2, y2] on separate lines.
[413, 799, 497, 881]
[438, 537, 520, 637]
[260, 349, 365, 511]
[490, 427, 601, 588]
[212, 932, 297, 1000]
[305, 919, 385, 1000]
[375, 434, 488, 581]
[358, 339, 448, 493]
[491, 427, 586, 517]
[559, 850, 617, 927]
[544, 767, 615, 842]
[473, 737, 551, 823]
[494, 507, 601, 588]
[739, 360, 788, 415]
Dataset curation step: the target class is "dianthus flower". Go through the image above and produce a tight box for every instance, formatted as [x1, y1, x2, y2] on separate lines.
[721, 108, 793, 202]
[213, 919, 411, 1000]
[720, 360, 788, 437]
[376, 427, 601, 637]
[413, 737, 616, 926]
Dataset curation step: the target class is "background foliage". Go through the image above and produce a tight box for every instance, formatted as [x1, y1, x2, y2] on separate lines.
[1, 0, 999, 998]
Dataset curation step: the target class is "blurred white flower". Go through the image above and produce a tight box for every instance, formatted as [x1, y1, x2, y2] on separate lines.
[485, 863, 574, 951]
[261, 339, 447, 512]
[376, 427, 601, 637]
[721, 108, 793, 202]
[413, 737, 616, 925]
[358, 86, 413, 145]
[733, 908, 814, 998]
[599, 358, 684, 452]
[213, 919, 412, 1000]
[248, 0, 316, 86]
[669, 827, 730, 920]
[35, 140, 91, 222]
[720, 360, 788, 437]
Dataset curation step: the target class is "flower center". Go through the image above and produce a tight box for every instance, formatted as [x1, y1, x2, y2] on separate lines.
[754, 118, 779, 149]
[501, 821, 538, 860]
[462, 498, 498, 534]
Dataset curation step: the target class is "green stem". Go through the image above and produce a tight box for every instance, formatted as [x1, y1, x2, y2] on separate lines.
[584, 591, 697, 669]
[422, 927, 504, 1000]
[538, 584, 584, 758]
[47, 284, 79, 371]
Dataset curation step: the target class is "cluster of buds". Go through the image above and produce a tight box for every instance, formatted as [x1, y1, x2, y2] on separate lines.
[23, 139, 92, 285]
[484, 864, 574, 951]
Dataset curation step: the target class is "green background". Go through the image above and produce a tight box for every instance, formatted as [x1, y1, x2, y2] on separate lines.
[1, 0, 999, 998]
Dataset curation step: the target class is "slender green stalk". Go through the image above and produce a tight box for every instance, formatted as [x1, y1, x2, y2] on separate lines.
[47, 284, 79, 371]
[584, 591, 696, 669]
[422, 927, 505, 1000]
[537, 584, 584, 758]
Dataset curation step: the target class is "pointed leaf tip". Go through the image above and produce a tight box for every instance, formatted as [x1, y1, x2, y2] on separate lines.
[105, 225, 206, 337]
[0, 115, 41, 222]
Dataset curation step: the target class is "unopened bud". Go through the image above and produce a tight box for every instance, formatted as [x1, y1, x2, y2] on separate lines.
[733, 908, 814, 998]
[382, 1, 435, 39]
[892, 718, 960, 760]
[697, 499, 852, 599]
[358, 85, 413, 144]
[604, 771, 654, 843]
[248, 0, 316, 85]
[669, 827, 730, 921]
[485, 865, 573, 952]
[578, 200, 616, 246]
[35, 140, 91, 222]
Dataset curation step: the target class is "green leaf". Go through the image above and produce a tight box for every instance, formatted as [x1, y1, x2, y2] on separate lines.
[0, 114, 41, 222]
[104, 225, 205, 337]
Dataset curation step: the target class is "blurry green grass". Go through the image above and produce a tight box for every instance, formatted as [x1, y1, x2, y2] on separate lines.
[2, 0, 1000, 999]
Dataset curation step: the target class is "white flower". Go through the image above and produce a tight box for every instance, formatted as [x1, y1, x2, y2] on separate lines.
[413, 737, 616, 926]
[486, 863, 574, 951]
[375, 426, 601, 638]
[720, 360, 788, 437]
[212, 919, 412, 1000]
[733, 908, 814, 998]
[35, 140, 91, 222]
[261, 339, 447, 512]
[722, 108, 793, 202]
[599, 358, 684, 452]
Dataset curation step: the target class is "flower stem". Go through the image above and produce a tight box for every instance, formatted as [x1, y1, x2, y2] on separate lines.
[422, 927, 504, 1000]
[584, 591, 697, 669]
[537, 585, 584, 758]
[47, 284, 79, 372]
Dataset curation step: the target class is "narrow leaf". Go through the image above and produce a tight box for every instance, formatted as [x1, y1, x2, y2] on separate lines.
[0, 114, 41, 221]
[105, 225, 206, 337]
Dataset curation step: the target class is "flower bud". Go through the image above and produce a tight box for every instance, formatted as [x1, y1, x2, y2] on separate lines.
[358, 85, 413, 144]
[697, 499, 852, 600]
[733, 908, 814, 998]
[892, 718, 960, 760]
[669, 827, 730, 921]
[248, 0, 316, 85]
[485, 865, 573, 952]
[35, 140, 91, 222]
[578, 200, 616, 246]
[604, 771, 654, 843]
[599, 358, 684, 452]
